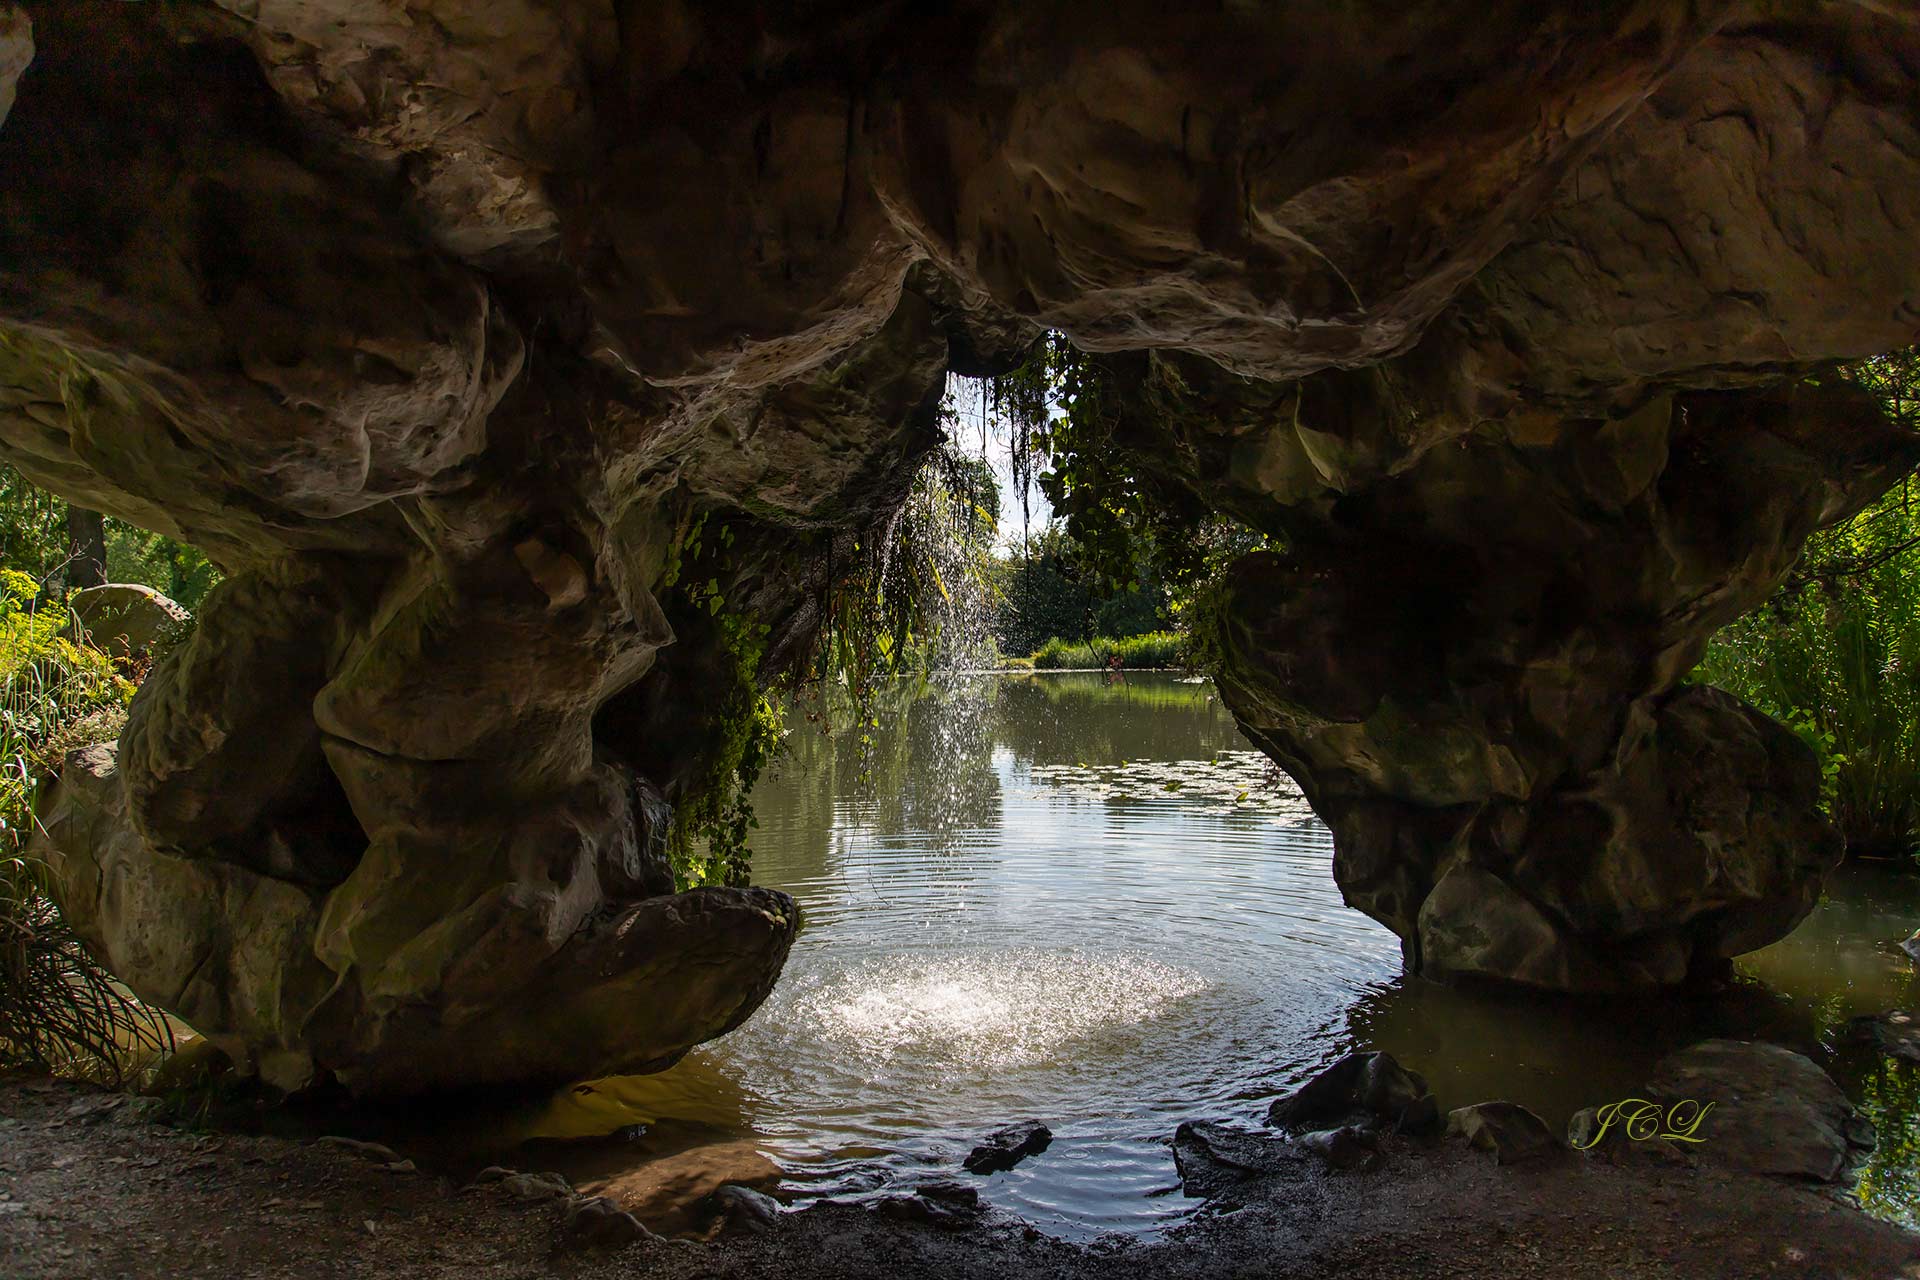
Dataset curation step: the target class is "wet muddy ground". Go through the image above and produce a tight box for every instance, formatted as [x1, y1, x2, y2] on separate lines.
[3, 1076, 1912, 1280]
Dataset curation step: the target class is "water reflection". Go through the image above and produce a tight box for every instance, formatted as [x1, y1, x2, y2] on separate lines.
[462, 674, 1920, 1239]
[1858, 1058, 1920, 1230]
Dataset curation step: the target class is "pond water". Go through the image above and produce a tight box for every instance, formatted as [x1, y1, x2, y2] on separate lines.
[463, 673, 1920, 1239]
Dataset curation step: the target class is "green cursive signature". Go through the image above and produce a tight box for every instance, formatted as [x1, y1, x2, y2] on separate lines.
[1571, 1097, 1715, 1148]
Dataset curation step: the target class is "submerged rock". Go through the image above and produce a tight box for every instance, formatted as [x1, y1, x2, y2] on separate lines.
[1446, 1103, 1560, 1166]
[585, 1140, 780, 1238]
[1644, 1040, 1874, 1182]
[1849, 1010, 1920, 1064]
[963, 1121, 1053, 1174]
[1267, 1052, 1439, 1136]
[1172, 1121, 1301, 1198]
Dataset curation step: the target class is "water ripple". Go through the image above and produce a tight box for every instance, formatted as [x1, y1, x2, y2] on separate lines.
[441, 674, 1920, 1240]
[782, 949, 1212, 1072]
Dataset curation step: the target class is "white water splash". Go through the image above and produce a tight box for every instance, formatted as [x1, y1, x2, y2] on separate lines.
[780, 948, 1210, 1072]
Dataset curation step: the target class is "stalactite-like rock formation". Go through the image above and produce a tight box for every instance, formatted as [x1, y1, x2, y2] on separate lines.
[3, 1, 1918, 1088]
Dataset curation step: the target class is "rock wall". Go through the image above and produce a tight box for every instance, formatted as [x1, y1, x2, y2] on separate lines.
[1166, 369, 1914, 988]
[3, 2, 1919, 1086]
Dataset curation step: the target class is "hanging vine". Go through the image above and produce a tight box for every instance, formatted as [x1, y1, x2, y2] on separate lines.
[793, 443, 1002, 764]
[659, 512, 784, 889]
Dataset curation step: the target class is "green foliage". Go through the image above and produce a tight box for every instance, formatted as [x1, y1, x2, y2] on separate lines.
[0, 461, 219, 606]
[1697, 477, 1920, 859]
[0, 466, 68, 583]
[106, 522, 218, 611]
[1853, 1057, 1920, 1231]
[662, 515, 783, 890]
[0, 858, 173, 1083]
[652, 445, 1006, 887]
[1031, 630, 1187, 670]
[975, 338, 1277, 670]
[993, 525, 1098, 655]
[0, 570, 168, 1080]
[804, 444, 1001, 696]
[1022, 336, 1181, 583]
[1699, 350, 1920, 861]
[0, 570, 135, 853]
[992, 523, 1171, 657]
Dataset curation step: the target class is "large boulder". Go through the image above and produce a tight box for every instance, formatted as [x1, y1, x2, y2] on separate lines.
[36, 744, 797, 1093]
[1201, 392, 1907, 991]
[1638, 1040, 1875, 1183]
[67, 583, 190, 661]
[6, 1, 1920, 1090]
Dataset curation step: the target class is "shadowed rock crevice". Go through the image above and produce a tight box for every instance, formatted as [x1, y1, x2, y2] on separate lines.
[7, 0, 1920, 1088]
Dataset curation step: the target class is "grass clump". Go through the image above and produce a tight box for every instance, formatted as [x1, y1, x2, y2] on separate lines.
[1031, 630, 1187, 670]
[0, 568, 170, 1080]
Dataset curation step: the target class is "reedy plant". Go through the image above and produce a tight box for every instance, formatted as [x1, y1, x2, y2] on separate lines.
[0, 568, 171, 1080]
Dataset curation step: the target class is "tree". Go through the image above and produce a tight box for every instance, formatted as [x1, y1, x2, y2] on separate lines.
[0, 463, 219, 608]
[64, 506, 105, 590]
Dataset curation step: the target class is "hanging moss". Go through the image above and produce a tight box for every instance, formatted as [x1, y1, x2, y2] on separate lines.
[656, 512, 784, 889]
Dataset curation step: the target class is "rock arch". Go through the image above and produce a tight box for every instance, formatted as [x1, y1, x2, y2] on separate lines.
[4, 0, 1917, 1089]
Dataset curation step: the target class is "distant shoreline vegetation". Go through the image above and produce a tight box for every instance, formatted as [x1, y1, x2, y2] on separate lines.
[1026, 631, 1187, 671]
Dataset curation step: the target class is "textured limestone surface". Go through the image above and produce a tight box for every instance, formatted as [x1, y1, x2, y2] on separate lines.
[5, 1, 1920, 1089]
[66, 582, 192, 659]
